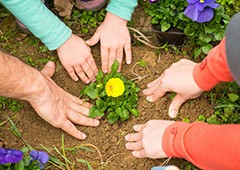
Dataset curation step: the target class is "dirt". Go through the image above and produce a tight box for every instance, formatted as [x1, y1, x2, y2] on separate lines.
[0, 5, 213, 170]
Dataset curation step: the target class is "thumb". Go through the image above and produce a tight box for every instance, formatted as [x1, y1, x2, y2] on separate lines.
[86, 31, 100, 46]
[41, 61, 55, 78]
[168, 94, 187, 118]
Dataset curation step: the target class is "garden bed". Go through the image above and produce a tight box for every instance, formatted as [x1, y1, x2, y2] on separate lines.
[0, 5, 214, 170]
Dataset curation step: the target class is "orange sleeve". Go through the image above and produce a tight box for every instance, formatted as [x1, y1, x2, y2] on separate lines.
[193, 38, 233, 91]
[162, 122, 240, 170]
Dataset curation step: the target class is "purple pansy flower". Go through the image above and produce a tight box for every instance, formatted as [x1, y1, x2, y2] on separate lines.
[30, 150, 49, 169]
[184, 0, 220, 23]
[148, 0, 159, 4]
[0, 148, 23, 164]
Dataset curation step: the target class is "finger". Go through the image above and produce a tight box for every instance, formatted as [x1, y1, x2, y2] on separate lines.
[73, 97, 92, 109]
[66, 67, 79, 81]
[67, 110, 99, 126]
[108, 49, 117, 72]
[81, 59, 96, 82]
[168, 94, 187, 118]
[85, 31, 100, 46]
[60, 119, 87, 140]
[73, 65, 90, 84]
[70, 102, 89, 117]
[146, 87, 167, 102]
[125, 132, 142, 142]
[125, 140, 143, 151]
[116, 48, 123, 72]
[101, 46, 108, 73]
[87, 56, 98, 76]
[133, 124, 146, 132]
[132, 150, 147, 158]
[124, 42, 132, 64]
[41, 61, 55, 77]
[147, 76, 162, 88]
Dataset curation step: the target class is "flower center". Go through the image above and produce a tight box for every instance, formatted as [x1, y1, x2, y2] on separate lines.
[200, 0, 204, 3]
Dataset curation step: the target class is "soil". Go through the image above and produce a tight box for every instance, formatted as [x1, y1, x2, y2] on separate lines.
[0, 4, 213, 170]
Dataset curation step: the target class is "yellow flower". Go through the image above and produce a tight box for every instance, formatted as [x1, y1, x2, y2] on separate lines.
[105, 78, 125, 97]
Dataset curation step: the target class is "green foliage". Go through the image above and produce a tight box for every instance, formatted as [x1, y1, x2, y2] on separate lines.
[81, 60, 140, 124]
[207, 82, 240, 124]
[0, 97, 23, 113]
[217, 0, 240, 17]
[67, 9, 106, 34]
[141, 0, 230, 58]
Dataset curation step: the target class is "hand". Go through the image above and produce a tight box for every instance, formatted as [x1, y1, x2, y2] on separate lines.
[86, 12, 131, 73]
[29, 61, 100, 140]
[57, 34, 98, 83]
[143, 59, 204, 118]
[125, 120, 174, 159]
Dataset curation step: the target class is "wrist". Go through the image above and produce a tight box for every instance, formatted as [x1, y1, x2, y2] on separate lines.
[105, 12, 128, 26]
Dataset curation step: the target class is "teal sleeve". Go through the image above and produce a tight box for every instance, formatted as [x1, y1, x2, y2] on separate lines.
[106, 0, 138, 21]
[0, 0, 72, 50]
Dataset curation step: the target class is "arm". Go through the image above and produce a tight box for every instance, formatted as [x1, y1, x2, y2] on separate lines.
[125, 120, 240, 170]
[0, 50, 99, 140]
[86, 0, 138, 73]
[1, 0, 98, 83]
[162, 122, 240, 170]
[193, 38, 233, 91]
[143, 38, 233, 118]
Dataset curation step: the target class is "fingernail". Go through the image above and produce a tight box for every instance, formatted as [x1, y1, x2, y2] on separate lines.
[143, 89, 147, 94]
[127, 60, 131, 64]
[146, 96, 153, 102]
[47, 61, 54, 67]
[169, 110, 177, 118]
[82, 133, 86, 139]
[125, 135, 129, 140]
[75, 78, 79, 81]
[133, 125, 139, 131]
[132, 151, 137, 157]
[103, 69, 108, 73]
[94, 120, 100, 126]
[86, 80, 90, 84]
[125, 143, 129, 149]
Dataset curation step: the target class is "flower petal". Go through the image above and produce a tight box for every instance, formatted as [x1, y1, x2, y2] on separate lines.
[197, 7, 214, 22]
[186, 0, 199, 4]
[37, 151, 49, 164]
[184, 4, 199, 21]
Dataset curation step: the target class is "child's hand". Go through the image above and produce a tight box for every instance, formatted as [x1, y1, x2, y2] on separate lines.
[57, 34, 98, 83]
[143, 59, 203, 118]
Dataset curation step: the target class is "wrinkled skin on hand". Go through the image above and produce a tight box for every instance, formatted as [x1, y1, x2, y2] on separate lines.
[86, 12, 131, 73]
[125, 120, 175, 159]
[143, 59, 204, 118]
[29, 61, 100, 140]
[57, 34, 98, 83]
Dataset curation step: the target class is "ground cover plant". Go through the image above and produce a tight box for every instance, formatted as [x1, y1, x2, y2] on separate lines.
[0, 1, 240, 169]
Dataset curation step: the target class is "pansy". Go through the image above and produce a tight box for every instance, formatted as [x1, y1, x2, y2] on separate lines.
[30, 150, 49, 169]
[184, 0, 219, 23]
[0, 148, 23, 164]
[105, 78, 125, 97]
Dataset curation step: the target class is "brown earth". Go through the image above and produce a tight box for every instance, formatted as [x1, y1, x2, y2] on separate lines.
[0, 5, 213, 170]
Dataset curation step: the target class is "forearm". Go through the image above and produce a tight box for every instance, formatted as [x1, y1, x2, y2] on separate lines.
[193, 38, 234, 91]
[0, 0, 71, 50]
[0, 50, 43, 102]
[106, 0, 138, 21]
[162, 122, 240, 169]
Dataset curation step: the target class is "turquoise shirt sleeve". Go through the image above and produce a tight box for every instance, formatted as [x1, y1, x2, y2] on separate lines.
[0, 0, 72, 50]
[106, 0, 138, 21]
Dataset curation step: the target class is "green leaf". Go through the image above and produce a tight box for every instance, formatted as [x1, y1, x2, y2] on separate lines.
[89, 106, 104, 118]
[130, 108, 139, 117]
[160, 21, 171, 32]
[15, 160, 24, 170]
[77, 159, 93, 170]
[137, 60, 147, 67]
[96, 70, 103, 83]
[107, 112, 119, 124]
[86, 83, 98, 99]
[228, 93, 239, 102]
[201, 44, 213, 54]
[193, 48, 202, 58]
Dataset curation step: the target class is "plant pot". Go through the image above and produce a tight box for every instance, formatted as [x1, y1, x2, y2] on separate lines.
[152, 24, 186, 46]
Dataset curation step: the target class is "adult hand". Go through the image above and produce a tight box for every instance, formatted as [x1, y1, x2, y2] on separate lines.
[86, 12, 131, 73]
[143, 59, 204, 118]
[125, 120, 174, 159]
[29, 61, 100, 140]
[57, 34, 98, 83]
